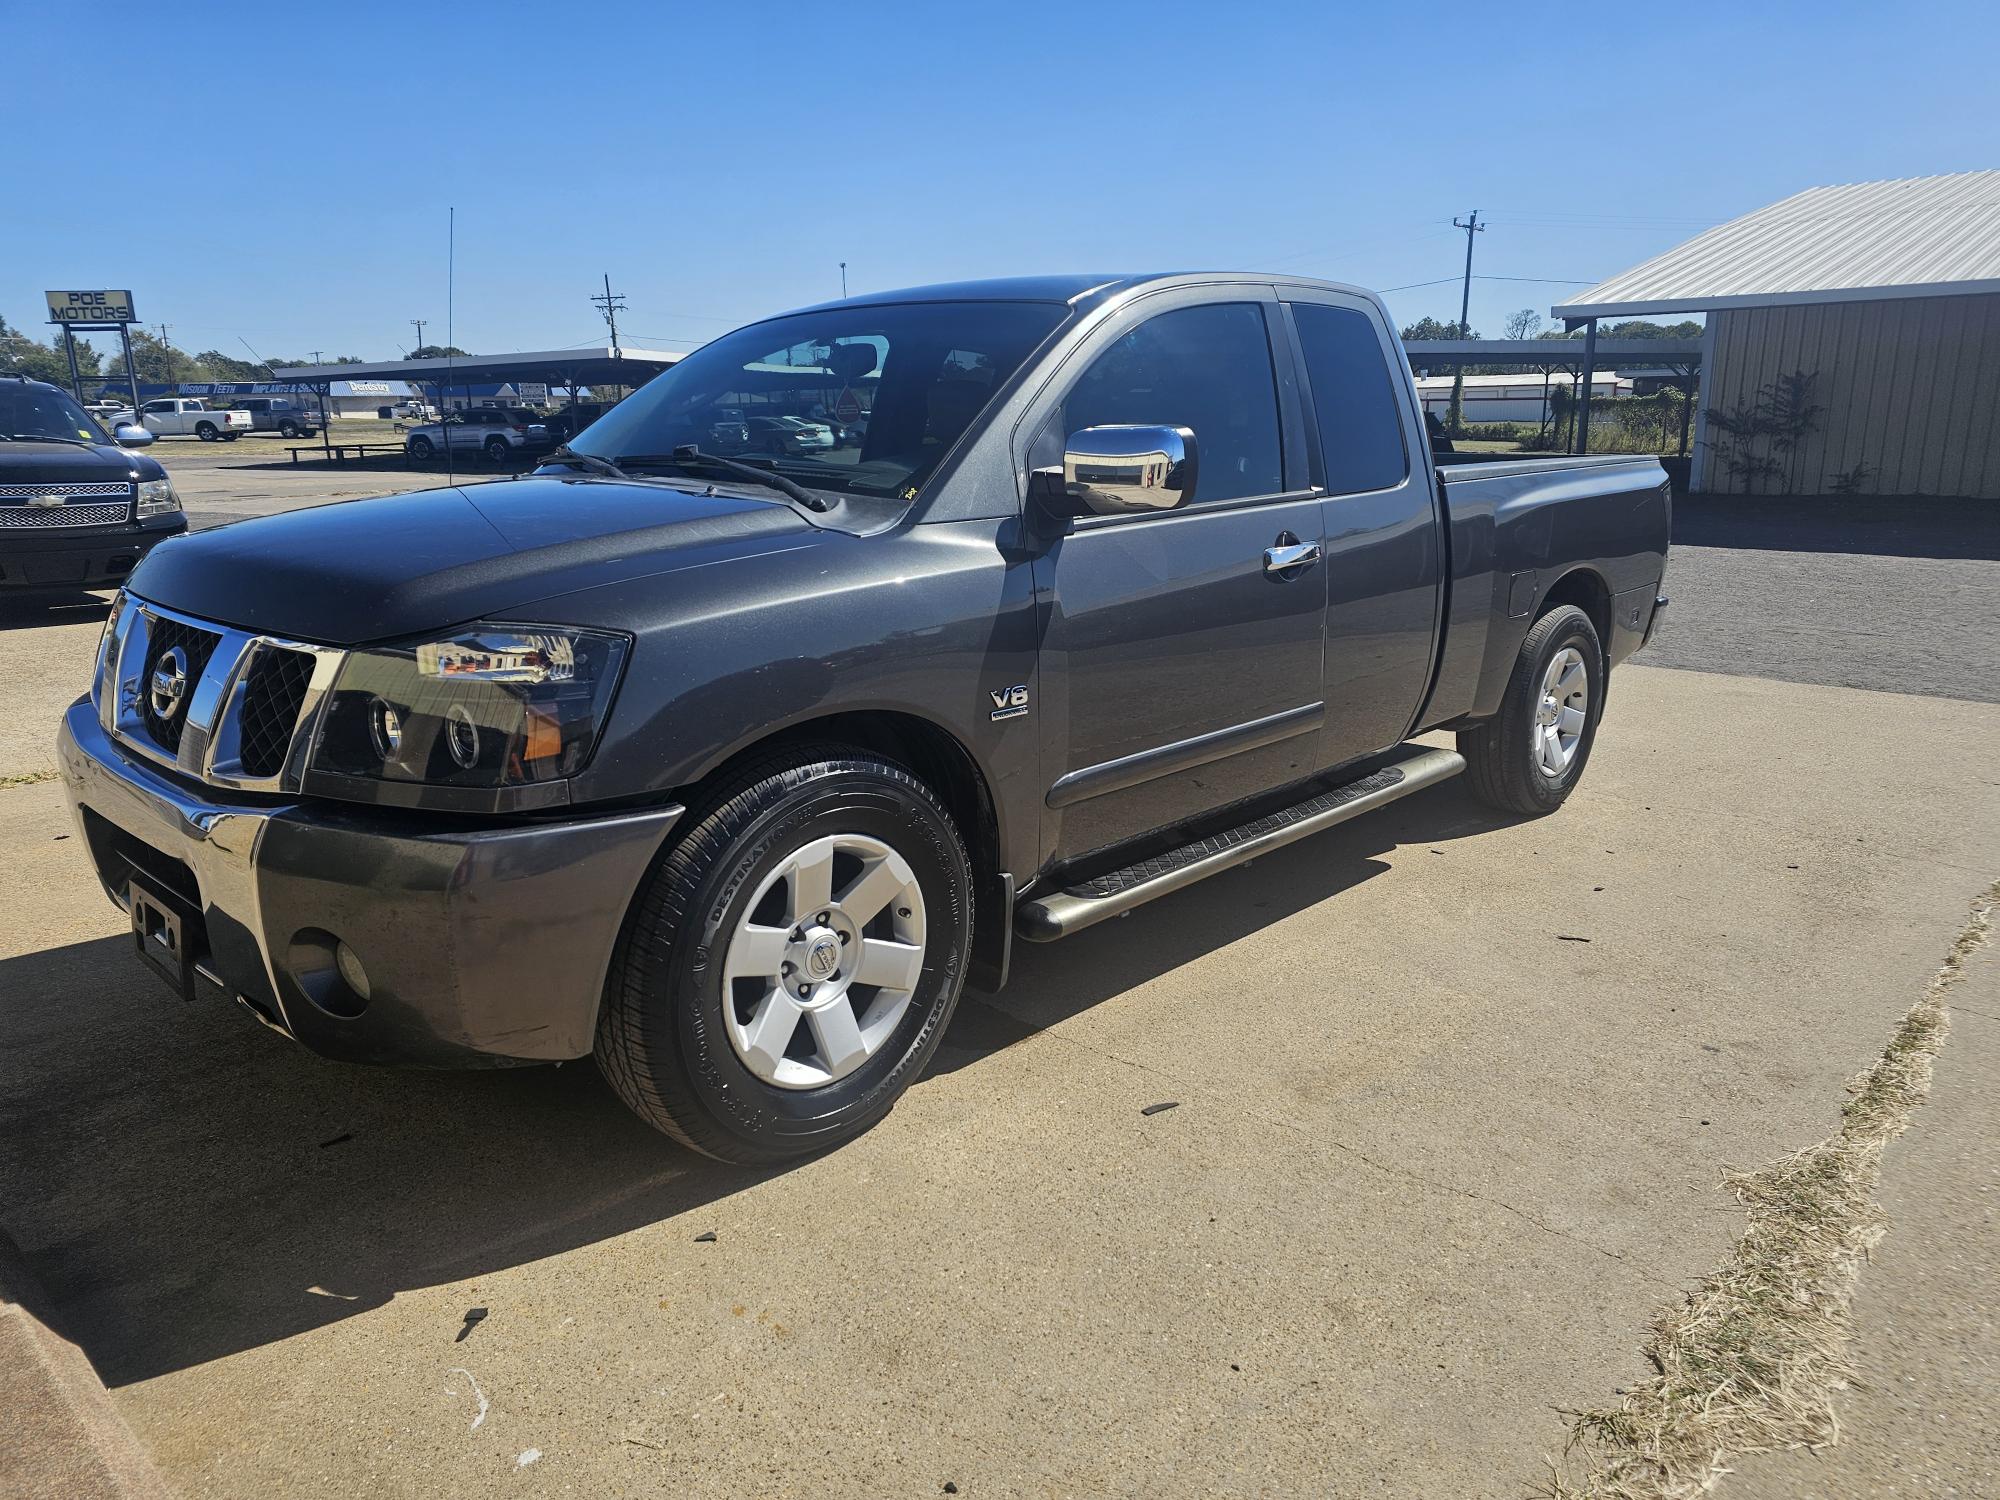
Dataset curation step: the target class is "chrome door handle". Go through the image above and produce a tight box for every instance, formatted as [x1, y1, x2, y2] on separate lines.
[1264, 540, 1321, 574]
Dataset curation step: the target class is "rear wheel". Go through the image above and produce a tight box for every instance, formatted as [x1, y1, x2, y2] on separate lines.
[596, 749, 973, 1163]
[1459, 603, 1604, 816]
[195, 422, 218, 441]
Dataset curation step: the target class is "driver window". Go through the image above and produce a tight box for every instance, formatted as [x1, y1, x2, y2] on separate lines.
[1061, 302, 1283, 504]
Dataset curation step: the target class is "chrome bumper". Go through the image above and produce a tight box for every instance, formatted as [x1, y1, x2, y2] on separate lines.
[57, 698, 682, 1066]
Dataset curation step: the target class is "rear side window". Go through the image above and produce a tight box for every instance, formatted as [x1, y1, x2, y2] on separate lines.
[1291, 302, 1409, 496]
[1062, 302, 1283, 504]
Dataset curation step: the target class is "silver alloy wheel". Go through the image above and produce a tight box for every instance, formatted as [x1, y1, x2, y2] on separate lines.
[1533, 646, 1588, 777]
[722, 832, 927, 1090]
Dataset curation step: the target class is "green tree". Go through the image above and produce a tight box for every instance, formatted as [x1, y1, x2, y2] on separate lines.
[0, 314, 103, 385]
[106, 329, 198, 384]
[1399, 316, 1474, 342]
[406, 345, 469, 361]
[193, 350, 271, 381]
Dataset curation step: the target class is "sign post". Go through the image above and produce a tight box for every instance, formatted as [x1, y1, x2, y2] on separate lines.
[45, 290, 141, 415]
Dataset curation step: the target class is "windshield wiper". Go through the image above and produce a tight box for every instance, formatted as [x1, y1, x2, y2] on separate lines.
[618, 446, 829, 512]
[8, 432, 93, 447]
[537, 445, 628, 479]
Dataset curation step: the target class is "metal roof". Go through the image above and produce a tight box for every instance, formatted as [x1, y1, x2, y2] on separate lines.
[1554, 170, 2000, 318]
[271, 345, 683, 388]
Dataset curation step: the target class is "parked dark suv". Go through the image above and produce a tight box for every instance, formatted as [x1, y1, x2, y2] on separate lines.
[0, 375, 185, 591]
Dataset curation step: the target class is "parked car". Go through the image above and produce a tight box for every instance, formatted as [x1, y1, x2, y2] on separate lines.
[403, 408, 550, 464]
[745, 413, 834, 454]
[706, 408, 751, 450]
[543, 401, 617, 445]
[139, 398, 252, 442]
[0, 374, 183, 591]
[84, 399, 135, 428]
[380, 399, 438, 421]
[59, 273, 1669, 1164]
[228, 397, 322, 439]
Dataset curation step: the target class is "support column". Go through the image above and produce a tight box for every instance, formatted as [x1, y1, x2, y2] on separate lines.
[1574, 317, 1599, 455]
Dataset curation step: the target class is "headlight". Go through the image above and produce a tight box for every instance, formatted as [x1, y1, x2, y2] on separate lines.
[136, 478, 180, 518]
[93, 590, 129, 709]
[308, 624, 629, 806]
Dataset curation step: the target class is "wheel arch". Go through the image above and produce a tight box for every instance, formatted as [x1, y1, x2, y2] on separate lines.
[1537, 566, 1613, 651]
[670, 708, 1012, 991]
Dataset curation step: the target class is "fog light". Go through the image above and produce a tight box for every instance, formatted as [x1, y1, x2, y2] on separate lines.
[334, 941, 372, 1002]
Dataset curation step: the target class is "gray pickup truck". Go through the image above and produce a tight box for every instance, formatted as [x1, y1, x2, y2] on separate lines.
[59, 274, 1669, 1162]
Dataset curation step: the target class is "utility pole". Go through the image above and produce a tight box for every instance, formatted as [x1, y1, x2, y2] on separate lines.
[591, 274, 628, 399]
[840, 262, 848, 298]
[591, 273, 626, 350]
[410, 318, 426, 351]
[156, 323, 176, 386]
[1447, 209, 1484, 435]
[309, 349, 324, 367]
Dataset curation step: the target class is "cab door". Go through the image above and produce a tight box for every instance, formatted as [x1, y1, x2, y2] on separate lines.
[1029, 293, 1327, 866]
[1281, 294, 1444, 768]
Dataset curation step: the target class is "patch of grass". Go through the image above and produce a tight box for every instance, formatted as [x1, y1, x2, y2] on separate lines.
[1539, 880, 1998, 1500]
[0, 769, 60, 789]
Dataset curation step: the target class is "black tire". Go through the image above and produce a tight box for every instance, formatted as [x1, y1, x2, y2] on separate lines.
[484, 437, 511, 465]
[408, 435, 434, 462]
[195, 422, 218, 441]
[1458, 603, 1605, 816]
[278, 420, 300, 438]
[596, 748, 974, 1163]
[222, 432, 240, 441]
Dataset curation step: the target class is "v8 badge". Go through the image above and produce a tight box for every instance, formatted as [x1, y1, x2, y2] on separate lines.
[988, 684, 1029, 722]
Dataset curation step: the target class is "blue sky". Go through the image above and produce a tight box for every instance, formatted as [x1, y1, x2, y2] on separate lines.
[4, 1, 1996, 363]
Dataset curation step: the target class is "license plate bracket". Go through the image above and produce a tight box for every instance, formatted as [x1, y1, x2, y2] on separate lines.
[129, 880, 197, 1002]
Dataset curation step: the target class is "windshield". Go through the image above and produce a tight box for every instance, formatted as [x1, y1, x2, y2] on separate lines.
[571, 300, 1068, 500]
[0, 383, 109, 444]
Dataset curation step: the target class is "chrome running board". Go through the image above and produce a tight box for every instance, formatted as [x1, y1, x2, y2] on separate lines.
[1014, 744, 1465, 942]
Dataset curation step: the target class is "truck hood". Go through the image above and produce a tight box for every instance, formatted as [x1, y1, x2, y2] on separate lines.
[0, 440, 165, 484]
[125, 476, 816, 644]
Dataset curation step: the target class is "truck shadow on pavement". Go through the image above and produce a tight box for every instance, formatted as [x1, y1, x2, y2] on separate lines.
[0, 782, 1515, 1387]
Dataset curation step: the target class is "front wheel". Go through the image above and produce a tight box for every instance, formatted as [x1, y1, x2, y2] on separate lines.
[1458, 603, 1605, 816]
[278, 420, 300, 438]
[484, 437, 511, 464]
[407, 435, 435, 461]
[596, 749, 973, 1162]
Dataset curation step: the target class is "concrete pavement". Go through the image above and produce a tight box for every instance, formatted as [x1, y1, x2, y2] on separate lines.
[2, 664, 1995, 1497]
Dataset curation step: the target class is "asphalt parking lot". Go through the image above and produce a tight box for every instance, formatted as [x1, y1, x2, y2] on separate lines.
[1, 464, 1996, 1497]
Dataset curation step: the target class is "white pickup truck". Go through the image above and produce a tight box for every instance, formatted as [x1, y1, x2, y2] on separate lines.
[139, 398, 253, 442]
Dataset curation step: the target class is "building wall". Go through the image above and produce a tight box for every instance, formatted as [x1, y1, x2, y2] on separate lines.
[1693, 292, 2000, 496]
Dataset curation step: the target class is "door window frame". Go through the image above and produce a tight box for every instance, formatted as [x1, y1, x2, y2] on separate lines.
[1275, 289, 1420, 500]
[1012, 283, 1316, 527]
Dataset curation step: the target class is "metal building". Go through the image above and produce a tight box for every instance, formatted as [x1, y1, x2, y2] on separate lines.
[1555, 170, 2000, 497]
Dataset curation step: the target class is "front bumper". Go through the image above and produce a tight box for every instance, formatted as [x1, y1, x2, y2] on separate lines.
[58, 698, 681, 1066]
[0, 516, 183, 589]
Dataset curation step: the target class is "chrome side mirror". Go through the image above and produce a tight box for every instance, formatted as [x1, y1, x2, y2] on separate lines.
[113, 423, 155, 448]
[1059, 424, 1197, 516]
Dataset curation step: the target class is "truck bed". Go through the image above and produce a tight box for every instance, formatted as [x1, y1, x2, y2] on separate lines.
[1419, 453, 1670, 731]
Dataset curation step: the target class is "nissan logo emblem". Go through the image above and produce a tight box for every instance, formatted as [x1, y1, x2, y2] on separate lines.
[149, 646, 189, 721]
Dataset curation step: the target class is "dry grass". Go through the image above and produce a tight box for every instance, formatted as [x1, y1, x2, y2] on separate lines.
[1540, 880, 1998, 1499]
[0, 769, 60, 789]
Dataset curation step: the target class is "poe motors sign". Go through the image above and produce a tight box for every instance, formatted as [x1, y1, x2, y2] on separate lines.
[46, 289, 138, 325]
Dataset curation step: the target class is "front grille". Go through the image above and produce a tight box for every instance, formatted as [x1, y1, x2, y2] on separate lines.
[0, 481, 132, 500]
[0, 502, 130, 528]
[141, 616, 223, 755]
[237, 647, 315, 777]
